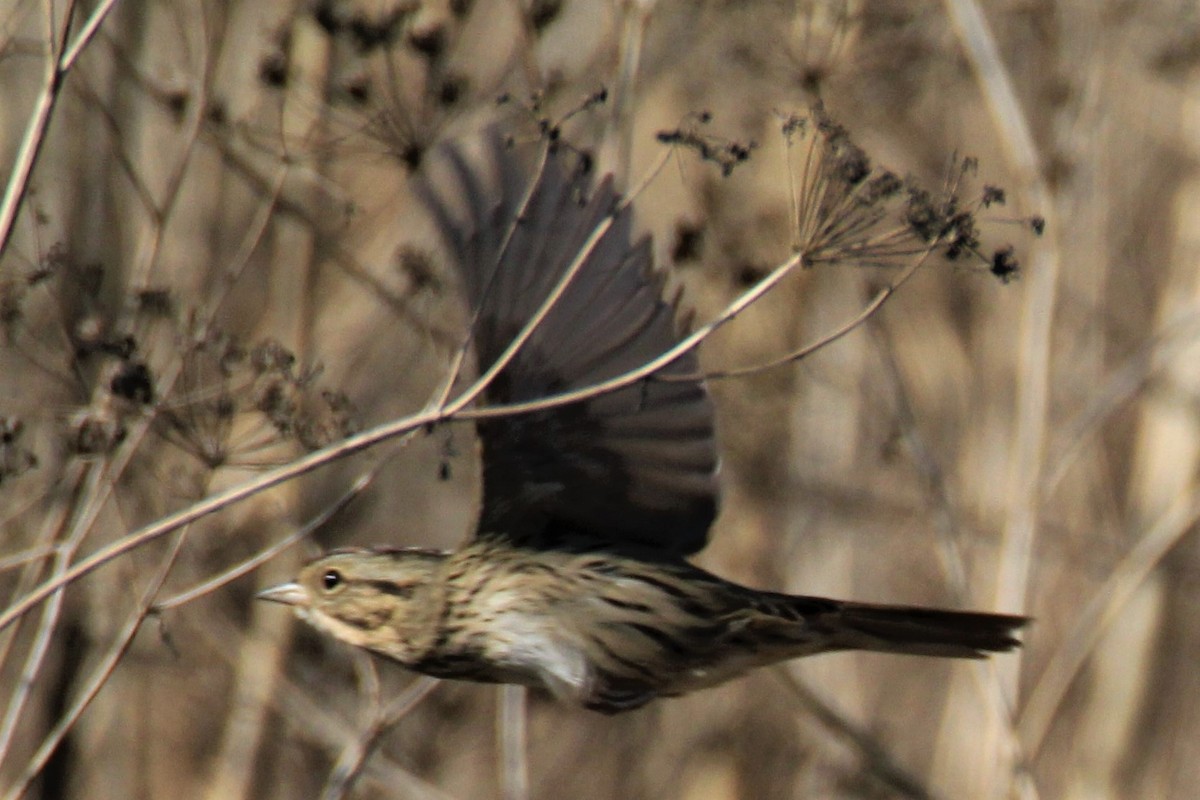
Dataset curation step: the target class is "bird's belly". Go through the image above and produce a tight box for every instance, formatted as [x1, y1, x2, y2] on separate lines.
[484, 613, 594, 701]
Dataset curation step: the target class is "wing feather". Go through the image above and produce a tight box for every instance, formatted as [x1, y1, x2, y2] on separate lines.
[416, 128, 719, 556]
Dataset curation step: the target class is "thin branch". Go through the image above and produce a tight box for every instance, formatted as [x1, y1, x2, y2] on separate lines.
[867, 317, 969, 600]
[59, 0, 118, 70]
[124, 0, 212, 292]
[150, 467, 373, 612]
[662, 248, 932, 383]
[1040, 309, 1200, 500]
[944, 0, 1059, 639]
[0, 215, 808, 636]
[443, 135, 672, 422]
[319, 677, 442, 800]
[943, 3, 1056, 797]
[774, 667, 939, 800]
[428, 145, 552, 411]
[0, 0, 122, 260]
[0, 545, 56, 574]
[3, 529, 189, 800]
[0, 463, 86, 768]
[0, 119, 292, 636]
[463, 249, 806, 420]
[1018, 489, 1200, 758]
[0, 0, 74, 260]
[498, 686, 529, 800]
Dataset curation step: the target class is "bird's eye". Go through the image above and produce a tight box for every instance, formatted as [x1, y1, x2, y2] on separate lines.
[322, 569, 342, 591]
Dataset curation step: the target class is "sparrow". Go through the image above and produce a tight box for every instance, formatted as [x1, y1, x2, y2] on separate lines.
[260, 127, 1025, 714]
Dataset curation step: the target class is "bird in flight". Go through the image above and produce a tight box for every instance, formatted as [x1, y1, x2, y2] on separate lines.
[259, 126, 1026, 714]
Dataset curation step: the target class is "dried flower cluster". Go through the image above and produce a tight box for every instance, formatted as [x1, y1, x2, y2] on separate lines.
[156, 333, 357, 470]
[775, 103, 1040, 280]
[0, 246, 357, 498]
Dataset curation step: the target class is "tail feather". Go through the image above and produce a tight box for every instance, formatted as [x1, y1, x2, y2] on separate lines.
[824, 601, 1028, 659]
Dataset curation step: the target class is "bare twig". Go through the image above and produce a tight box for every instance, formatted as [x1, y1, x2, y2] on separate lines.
[428, 145, 552, 412]
[0, 218, 809, 636]
[0, 68, 287, 776]
[0, 0, 121, 260]
[775, 667, 938, 800]
[1040, 310, 1200, 500]
[1019, 489, 1200, 757]
[0, 463, 86, 768]
[605, 0, 653, 185]
[665, 248, 933, 383]
[150, 467, 372, 612]
[498, 686, 529, 800]
[185, 608, 452, 800]
[943, 0, 1058, 644]
[867, 317, 969, 600]
[320, 677, 442, 800]
[3, 527, 189, 800]
[0, 545, 56, 574]
[944, 3, 1057, 797]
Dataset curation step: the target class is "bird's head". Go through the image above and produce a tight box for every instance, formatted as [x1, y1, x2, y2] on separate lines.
[258, 547, 448, 664]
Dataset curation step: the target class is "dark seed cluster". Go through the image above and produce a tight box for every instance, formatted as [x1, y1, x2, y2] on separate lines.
[157, 333, 358, 469]
[771, 104, 1039, 280]
[0, 242, 359, 487]
[656, 112, 756, 177]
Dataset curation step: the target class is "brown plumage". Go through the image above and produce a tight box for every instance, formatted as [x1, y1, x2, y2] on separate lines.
[262, 543, 1023, 713]
[259, 125, 1026, 713]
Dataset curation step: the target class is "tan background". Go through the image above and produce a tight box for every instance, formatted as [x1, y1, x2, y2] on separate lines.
[0, 1, 1194, 798]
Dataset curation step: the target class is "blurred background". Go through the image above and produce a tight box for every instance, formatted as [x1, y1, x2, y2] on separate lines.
[0, 0, 1195, 798]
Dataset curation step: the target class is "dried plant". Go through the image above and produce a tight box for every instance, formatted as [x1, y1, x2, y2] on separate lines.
[0, 2, 1186, 800]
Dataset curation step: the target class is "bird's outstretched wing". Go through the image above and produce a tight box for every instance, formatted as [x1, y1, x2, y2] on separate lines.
[416, 129, 718, 557]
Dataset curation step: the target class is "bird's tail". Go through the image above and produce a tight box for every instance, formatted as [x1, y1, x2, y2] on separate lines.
[822, 601, 1028, 658]
[744, 593, 1028, 660]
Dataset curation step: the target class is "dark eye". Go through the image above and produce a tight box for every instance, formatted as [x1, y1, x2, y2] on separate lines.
[322, 569, 342, 591]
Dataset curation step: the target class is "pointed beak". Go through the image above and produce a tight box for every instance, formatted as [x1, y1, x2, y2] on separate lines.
[256, 582, 308, 607]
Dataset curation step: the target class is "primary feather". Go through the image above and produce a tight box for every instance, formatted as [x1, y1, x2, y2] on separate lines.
[414, 130, 718, 556]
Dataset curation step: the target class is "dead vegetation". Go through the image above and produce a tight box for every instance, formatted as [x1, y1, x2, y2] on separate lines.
[0, 1, 1194, 798]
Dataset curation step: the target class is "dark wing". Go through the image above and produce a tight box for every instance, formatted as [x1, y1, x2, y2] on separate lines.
[415, 129, 718, 557]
